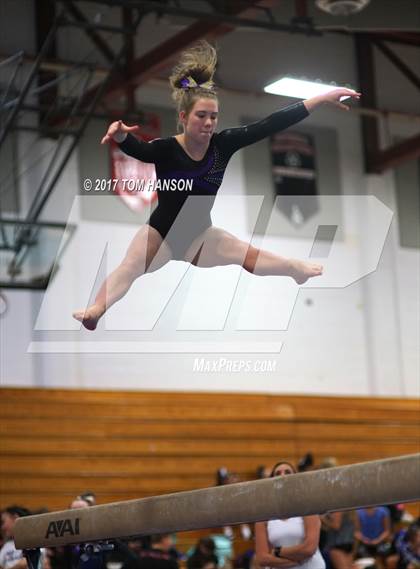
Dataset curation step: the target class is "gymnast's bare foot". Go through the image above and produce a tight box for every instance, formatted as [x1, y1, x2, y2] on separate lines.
[287, 259, 323, 285]
[72, 304, 105, 331]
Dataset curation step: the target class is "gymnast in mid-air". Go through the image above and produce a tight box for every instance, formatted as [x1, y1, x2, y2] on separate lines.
[73, 41, 360, 330]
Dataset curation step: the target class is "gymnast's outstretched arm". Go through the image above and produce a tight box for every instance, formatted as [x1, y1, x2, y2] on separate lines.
[101, 119, 160, 163]
[217, 87, 360, 155]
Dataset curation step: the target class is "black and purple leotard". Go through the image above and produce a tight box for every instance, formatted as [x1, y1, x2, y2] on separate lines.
[118, 101, 308, 259]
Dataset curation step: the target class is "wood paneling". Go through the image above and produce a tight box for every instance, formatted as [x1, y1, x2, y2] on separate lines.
[1, 388, 419, 515]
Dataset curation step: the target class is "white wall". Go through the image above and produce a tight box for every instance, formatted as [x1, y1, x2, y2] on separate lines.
[1, 1, 419, 396]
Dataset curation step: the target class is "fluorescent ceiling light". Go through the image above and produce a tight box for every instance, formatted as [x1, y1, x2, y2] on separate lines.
[264, 77, 351, 100]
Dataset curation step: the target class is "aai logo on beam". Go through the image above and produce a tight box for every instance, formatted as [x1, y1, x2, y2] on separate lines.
[45, 519, 80, 539]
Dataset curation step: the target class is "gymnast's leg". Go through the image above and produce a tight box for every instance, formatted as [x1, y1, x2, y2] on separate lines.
[184, 227, 322, 283]
[73, 225, 172, 330]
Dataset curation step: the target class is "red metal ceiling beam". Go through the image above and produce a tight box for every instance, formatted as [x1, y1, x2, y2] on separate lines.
[355, 32, 420, 174]
[35, 0, 57, 122]
[52, 0, 265, 123]
[372, 133, 420, 173]
[122, 5, 136, 112]
[365, 31, 420, 48]
[113, 20, 237, 91]
[63, 0, 116, 63]
[295, 0, 308, 19]
[373, 39, 420, 92]
[355, 34, 379, 173]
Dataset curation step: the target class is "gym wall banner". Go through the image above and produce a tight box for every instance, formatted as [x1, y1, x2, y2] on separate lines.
[270, 130, 319, 226]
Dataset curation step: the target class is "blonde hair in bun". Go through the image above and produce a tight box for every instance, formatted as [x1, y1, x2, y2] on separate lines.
[169, 40, 218, 130]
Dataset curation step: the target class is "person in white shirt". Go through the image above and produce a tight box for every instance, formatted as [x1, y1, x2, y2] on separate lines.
[0, 506, 30, 569]
[255, 461, 326, 569]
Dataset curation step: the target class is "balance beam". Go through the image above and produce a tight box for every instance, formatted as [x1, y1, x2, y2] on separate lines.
[14, 454, 420, 549]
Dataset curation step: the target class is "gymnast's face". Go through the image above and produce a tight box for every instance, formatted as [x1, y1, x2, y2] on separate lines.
[182, 97, 219, 142]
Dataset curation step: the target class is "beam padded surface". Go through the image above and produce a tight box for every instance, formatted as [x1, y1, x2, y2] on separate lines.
[14, 454, 420, 549]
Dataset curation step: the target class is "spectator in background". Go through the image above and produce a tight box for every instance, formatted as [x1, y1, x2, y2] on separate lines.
[0, 506, 31, 569]
[387, 524, 420, 569]
[318, 458, 338, 470]
[322, 512, 355, 569]
[386, 505, 414, 530]
[256, 466, 272, 480]
[46, 495, 94, 569]
[187, 538, 218, 569]
[216, 469, 252, 541]
[317, 456, 339, 559]
[77, 493, 96, 507]
[103, 540, 143, 569]
[297, 453, 314, 473]
[255, 461, 325, 569]
[355, 507, 392, 568]
[138, 535, 178, 569]
[69, 499, 90, 510]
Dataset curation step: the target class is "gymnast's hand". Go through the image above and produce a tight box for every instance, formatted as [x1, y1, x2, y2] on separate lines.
[304, 88, 361, 113]
[322, 88, 361, 110]
[100, 120, 142, 144]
